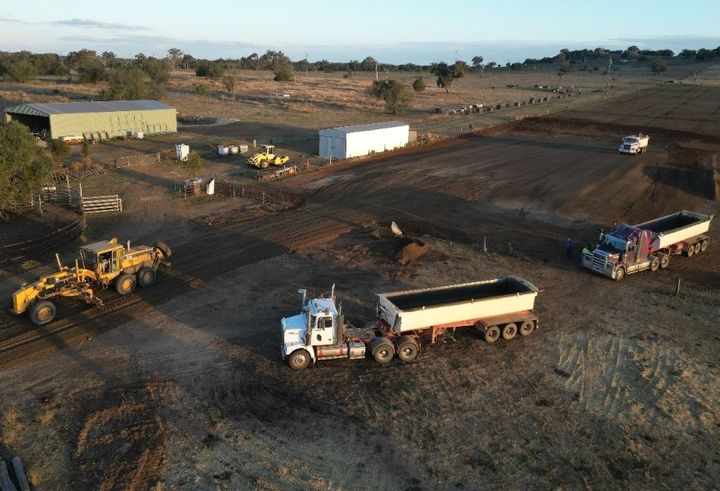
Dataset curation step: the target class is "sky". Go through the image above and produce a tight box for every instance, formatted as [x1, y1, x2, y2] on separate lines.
[1, 0, 719, 64]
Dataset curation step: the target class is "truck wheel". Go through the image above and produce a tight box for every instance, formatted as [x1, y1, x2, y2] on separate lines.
[701, 240, 709, 253]
[519, 320, 535, 336]
[660, 254, 670, 269]
[484, 325, 500, 344]
[396, 336, 419, 362]
[30, 300, 56, 326]
[694, 243, 703, 255]
[650, 258, 660, 272]
[502, 323, 517, 340]
[116, 273, 136, 295]
[372, 338, 395, 364]
[154, 241, 172, 258]
[687, 245, 694, 257]
[288, 349, 311, 370]
[136, 267, 157, 288]
[614, 267, 625, 281]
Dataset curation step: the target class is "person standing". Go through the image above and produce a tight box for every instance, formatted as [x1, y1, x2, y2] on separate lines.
[564, 238, 575, 258]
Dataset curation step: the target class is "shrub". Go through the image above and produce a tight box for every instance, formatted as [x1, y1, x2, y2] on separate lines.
[195, 84, 211, 97]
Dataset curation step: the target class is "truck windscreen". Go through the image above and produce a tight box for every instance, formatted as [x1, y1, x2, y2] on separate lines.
[601, 235, 626, 252]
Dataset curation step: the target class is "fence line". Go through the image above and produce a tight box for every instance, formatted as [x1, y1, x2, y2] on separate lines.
[0, 214, 86, 265]
[213, 181, 303, 208]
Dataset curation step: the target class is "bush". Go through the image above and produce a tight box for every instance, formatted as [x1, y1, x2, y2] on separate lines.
[222, 75, 236, 93]
[98, 66, 159, 100]
[412, 77, 426, 94]
[47, 139, 71, 165]
[195, 62, 225, 79]
[77, 58, 107, 83]
[370, 79, 412, 114]
[182, 152, 203, 177]
[650, 58, 667, 74]
[273, 62, 295, 81]
[195, 84, 211, 97]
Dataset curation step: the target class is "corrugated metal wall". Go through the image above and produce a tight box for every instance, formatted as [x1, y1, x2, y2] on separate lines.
[49, 109, 177, 139]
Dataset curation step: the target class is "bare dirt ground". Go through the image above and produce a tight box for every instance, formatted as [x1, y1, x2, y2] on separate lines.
[1, 66, 720, 489]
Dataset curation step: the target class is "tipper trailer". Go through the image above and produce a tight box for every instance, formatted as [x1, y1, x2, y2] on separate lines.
[581, 210, 713, 281]
[280, 277, 540, 370]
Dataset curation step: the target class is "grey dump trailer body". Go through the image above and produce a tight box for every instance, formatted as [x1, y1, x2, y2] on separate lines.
[377, 277, 539, 333]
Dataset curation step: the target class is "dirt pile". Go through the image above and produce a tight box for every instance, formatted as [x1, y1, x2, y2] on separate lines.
[396, 238, 431, 265]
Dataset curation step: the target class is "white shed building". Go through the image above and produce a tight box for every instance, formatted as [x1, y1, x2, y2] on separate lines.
[319, 121, 409, 159]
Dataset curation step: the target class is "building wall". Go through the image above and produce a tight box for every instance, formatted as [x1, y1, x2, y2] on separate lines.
[345, 125, 409, 158]
[319, 125, 409, 159]
[318, 129, 347, 159]
[49, 109, 177, 139]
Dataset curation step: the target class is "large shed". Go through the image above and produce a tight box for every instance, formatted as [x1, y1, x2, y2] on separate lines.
[319, 121, 409, 159]
[3, 100, 177, 140]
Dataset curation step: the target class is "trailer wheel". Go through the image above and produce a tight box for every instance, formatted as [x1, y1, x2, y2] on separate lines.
[502, 323, 517, 340]
[396, 336, 419, 362]
[484, 325, 500, 344]
[614, 267, 625, 281]
[371, 338, 395, 364]
[687, 244, 695, 257]
[136, 267, 157, 288]
[30, 300, 56, 326]
[519, 320, 535, 336]
[288, 349, 311, 370]
[650, 257, 660, 272]
[694, 243, 703, 255]
[115, 274, 136, 295]
[700, 240, 709, 253]
[660, 254, 670, 269]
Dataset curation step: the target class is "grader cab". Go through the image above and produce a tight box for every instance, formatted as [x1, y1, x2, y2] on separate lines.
[10, 238, 171, 326]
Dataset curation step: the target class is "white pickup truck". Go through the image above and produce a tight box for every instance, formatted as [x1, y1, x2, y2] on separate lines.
[619, 133, 649, 154]
[280, 277, 540, 369]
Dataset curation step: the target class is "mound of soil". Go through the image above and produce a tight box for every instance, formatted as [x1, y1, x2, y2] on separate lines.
[396, 238, 430, 265]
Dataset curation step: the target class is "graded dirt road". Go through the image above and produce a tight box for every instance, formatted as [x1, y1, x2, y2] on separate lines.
[1, 85, 719, 489]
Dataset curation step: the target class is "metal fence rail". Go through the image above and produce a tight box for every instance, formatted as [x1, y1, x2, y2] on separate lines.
[0, 214, 86, 265]
[213, 181, 303, 208]
[81, 195, 123, 214]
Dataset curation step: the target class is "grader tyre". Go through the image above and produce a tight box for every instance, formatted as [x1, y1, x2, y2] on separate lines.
[395, 336, 419, 362]
[288, 349, 311, 370]
[116, 274, 136, 295]
[137, 267, 157, 288]
[154, 241, 172, 258]
[30, 300, 56, 326]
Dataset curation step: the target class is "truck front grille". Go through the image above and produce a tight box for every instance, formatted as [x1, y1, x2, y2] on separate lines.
[592, 252, 607, 271]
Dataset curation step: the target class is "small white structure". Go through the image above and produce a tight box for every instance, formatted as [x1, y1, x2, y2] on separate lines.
[175, 144, 190, 162]
[319, 121, 409, 160]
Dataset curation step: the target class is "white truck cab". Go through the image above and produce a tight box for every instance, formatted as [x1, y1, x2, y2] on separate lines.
[619, 134, 649, 154]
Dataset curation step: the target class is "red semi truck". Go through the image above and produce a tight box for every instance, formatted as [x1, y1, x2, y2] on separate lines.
[581, 210, 713, 280]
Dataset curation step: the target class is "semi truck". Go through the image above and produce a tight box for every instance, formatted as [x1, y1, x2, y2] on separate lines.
[280, 277, 540, 370]
[619, 133, 649, 154]
[581, 210, 713, 281]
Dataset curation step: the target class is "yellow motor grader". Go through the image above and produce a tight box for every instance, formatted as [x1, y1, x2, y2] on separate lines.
[10, 238, 171, 326]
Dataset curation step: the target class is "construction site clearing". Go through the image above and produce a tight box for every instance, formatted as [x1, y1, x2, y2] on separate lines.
[0, 77, 719, 489]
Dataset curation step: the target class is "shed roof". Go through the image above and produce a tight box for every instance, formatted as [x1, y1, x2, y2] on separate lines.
[321, 121, 408, 135]
[4, 100, 174, 117]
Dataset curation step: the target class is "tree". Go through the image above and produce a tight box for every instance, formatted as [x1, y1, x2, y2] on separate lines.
[222, 75, 236, 94]
[195, 62, 225, 79]
[650, 58, 667, 74]
[471, 55, 484, 70]
[558, 62, 573, 79]
[77, 57, 107, 83]
[430, 62, 465, 93]
[182, 152, 203, 178]
[412, 77, 426, 94]
[370, 79, 412, 114]
[135, 56, 171, 85]
[0, 121, 52, 218]
[167, 48, 183, 70]
[101, 51, 117, 67]
[98, 66, 158, 100]
[4, 60, 37, 82]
